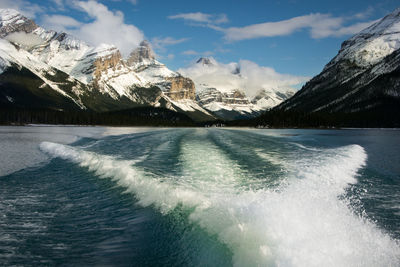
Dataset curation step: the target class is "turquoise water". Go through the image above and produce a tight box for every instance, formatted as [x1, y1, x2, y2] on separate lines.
[0, 127, 399, 266]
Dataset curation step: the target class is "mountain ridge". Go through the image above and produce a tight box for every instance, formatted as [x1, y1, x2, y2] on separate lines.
[0, 9, 215, 121]
[0, 8, 300, 121]
[276, 7, 400, 118]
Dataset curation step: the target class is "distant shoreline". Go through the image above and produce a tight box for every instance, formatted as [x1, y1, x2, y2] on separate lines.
[1, 124, 399, 131]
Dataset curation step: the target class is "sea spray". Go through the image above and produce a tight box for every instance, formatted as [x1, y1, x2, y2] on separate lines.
[40, 139, 400, 266]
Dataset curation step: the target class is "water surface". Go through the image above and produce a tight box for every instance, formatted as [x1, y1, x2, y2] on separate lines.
[0, 127, 399, 266]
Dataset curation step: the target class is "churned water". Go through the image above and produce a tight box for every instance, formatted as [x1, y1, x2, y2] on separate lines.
[0, 127, 399, 266]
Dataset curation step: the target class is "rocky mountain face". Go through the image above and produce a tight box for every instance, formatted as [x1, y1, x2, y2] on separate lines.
[0, 9, 214, 121]
[196, 87, 259, 120]
[166, 76, 196, 100]
[126, 40, 155, 65]
[0, 9, 37, 37]
[277, 8, 400, 114]
[126, 41, 197, 101]
[183, 57, 295, 119]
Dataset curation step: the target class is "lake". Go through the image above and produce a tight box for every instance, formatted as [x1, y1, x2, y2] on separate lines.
[0, 126, 399, 266]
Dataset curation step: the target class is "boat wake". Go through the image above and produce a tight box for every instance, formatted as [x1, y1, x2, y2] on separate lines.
[40, 130, 400, 266]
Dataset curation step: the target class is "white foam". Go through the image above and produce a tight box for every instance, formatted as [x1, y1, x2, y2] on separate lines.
[40, 140, 400, 266]
[39, 141, 207, 213]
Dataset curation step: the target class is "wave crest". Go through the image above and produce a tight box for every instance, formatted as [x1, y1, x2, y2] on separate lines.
[40, 141, 400, 266]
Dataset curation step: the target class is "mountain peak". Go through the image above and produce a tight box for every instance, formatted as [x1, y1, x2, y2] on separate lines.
[196, 57, 217, 66]
[0, 8, 21, 21]
[139, 40, 152, 48]
[277, 8, 400, 116]
[0, 8, 38, 38]
[325, 7, 400, 69]
[126, 40, 155, 66]
[356, 7, 400, 37]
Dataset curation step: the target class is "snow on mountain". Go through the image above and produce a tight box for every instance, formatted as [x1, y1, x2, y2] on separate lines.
[0, 38, 86, 108]
[0, 9, 21, 26]
[278, 8, 400, 114]
[179, 57, 298, 118]
[196, 86, 260, 117]
[0, 9, 37, 37]
[328, 8, 400, 68]
[127, 40, 177, 84]
[0, 9, 214, 120]
[2, 19, 146, 101]
[196, 57, 218, 67]
[0, 54, 9, 74]
[126, 41, 212, 116]
[252, 88, 294, 109]
[0, 8, 304, 121]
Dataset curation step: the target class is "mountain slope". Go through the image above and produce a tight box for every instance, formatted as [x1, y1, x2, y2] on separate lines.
[180, 57, 295, 119]
[0, 9, 214, 121]
[277, 8, 400, 115]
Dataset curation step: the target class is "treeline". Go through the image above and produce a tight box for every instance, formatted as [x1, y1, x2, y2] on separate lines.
[1, 106, 399, 128]
[0, 107, 196, 127]
[226, 109, 400, 128]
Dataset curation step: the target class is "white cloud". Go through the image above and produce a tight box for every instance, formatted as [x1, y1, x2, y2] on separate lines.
[168, 12, 228, 25]
[213, 13, 228, 24]
[181, 50, 214, 56]
[108, 0, 138, 5]
[5, 0, 144, 57]
[50, 0, 144, 56]
[0, 0, 42, 18]
[172, 11, 378, 41]
[42, 15, 82, 32]
[151, 36, 189, 51]
[353, 7, 374, 20]
[182, 50, 199, 56]
[50, 0, 64, 10]
[178, 57, 309, 98]
[312, 20, 379, 38]
[5, 32, 45, 48]
[223, 13, 346, 41]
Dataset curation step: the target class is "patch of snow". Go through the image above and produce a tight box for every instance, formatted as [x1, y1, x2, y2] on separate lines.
[132, 60, 177, 85]
[205, 101, 232, 112]
[253, 97, 279, 109]
[0, 9, 25, 27]
[170, 99, 212, 114]
[0, 56, 10, 74]
[171, 99, 196, 112]
[0, 39, 86, 109]
[331, 8, 400, 67]
[98, 67, 145, 98]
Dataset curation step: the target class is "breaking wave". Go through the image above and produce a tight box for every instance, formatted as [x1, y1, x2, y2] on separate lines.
[40, 137, 400, 266]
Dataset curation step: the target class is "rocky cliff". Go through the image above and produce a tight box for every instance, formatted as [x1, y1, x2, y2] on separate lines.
[166, 76, 196, 100]
[93, 50, 123, 82]
[126, 40, 155, 66]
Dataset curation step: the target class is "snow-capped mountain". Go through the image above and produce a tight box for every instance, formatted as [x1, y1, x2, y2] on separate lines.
[179, 57, 295, 120]
[278, 8, 400, 114]
[0, 9, 214, 121]
[126, 41, 209, 115]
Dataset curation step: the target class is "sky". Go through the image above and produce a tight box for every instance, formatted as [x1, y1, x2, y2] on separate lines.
[1, 0, 399, 88]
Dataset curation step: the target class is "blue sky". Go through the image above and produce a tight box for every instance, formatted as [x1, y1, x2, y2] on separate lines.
[2, 0, 399, 81]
